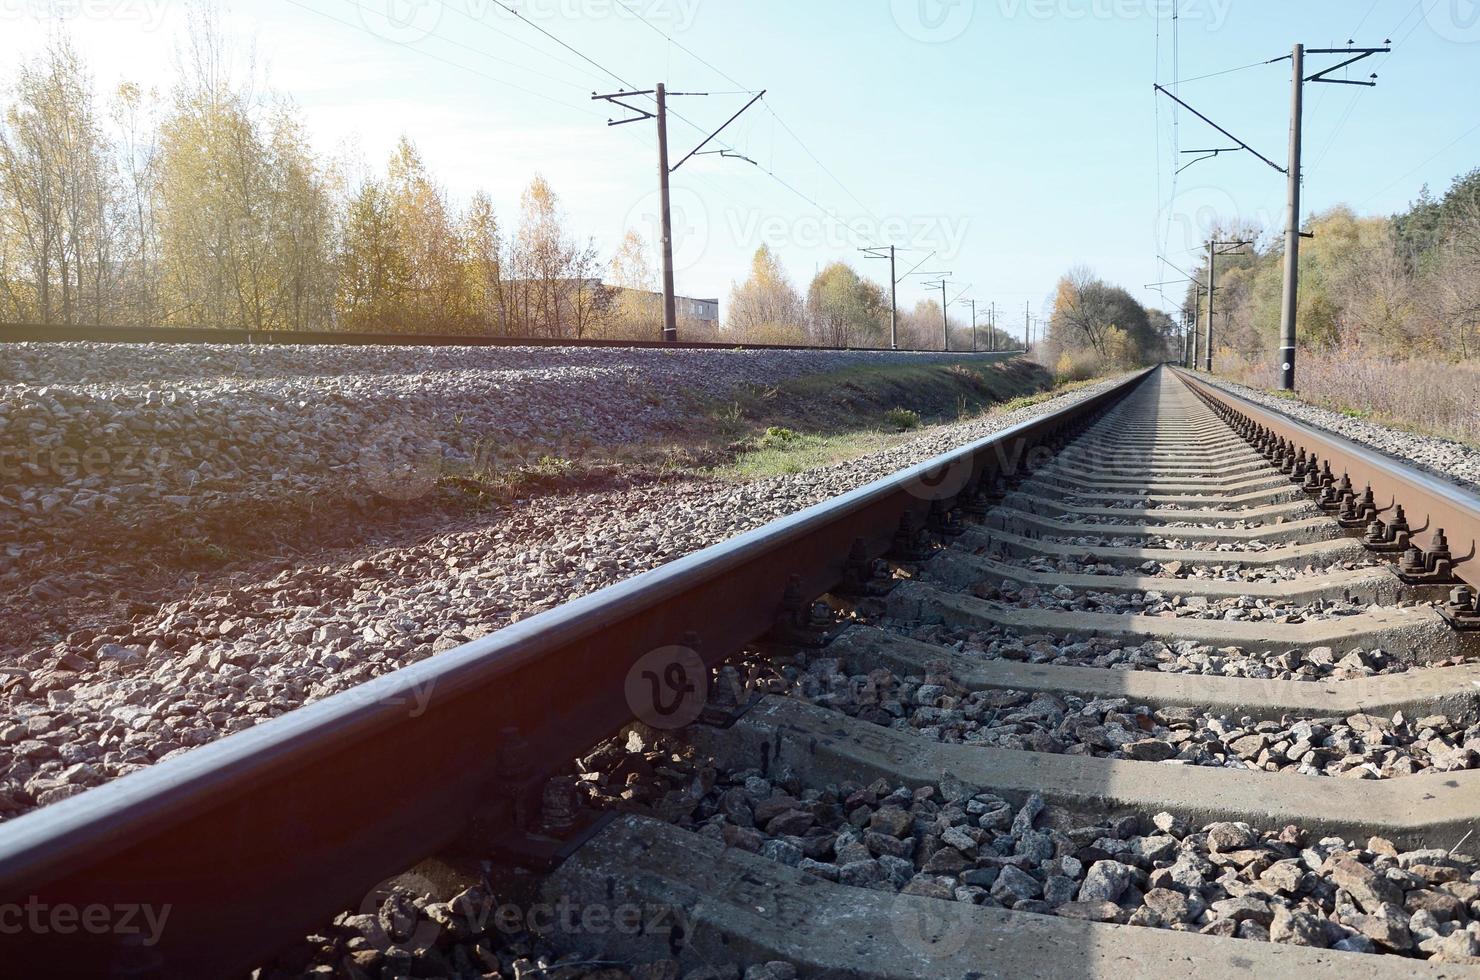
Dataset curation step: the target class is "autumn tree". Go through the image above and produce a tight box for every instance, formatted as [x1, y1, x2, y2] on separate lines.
[601, 229, 661, 340]
[462, 190, 504, 335]
[110, 80, 160, 323]
[805, 261, 887, 348]
[726, 245, 805, 343]
[384, 137, 469, 332]
[336, 177, 406, 331]
[0, 36, 115, 324]
[269, 106, 335, 330]
[504, 174, 606, 338]
[1048, 267, 1160, 369]
[155, 11, 336, 331]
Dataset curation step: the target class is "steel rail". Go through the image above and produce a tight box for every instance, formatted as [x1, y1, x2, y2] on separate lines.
[0, 369, 1153, 978]
[0, 321, 1023, 355]
[1174, 368, 1480, 597]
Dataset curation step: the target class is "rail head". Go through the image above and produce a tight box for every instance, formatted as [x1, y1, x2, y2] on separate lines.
[1172, 367, 1480, 600]
[0, 368, 1153, 978]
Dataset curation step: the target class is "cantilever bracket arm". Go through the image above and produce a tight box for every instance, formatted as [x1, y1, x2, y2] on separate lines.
[1153, 84, 1287, 175]
[694, 149, 759, 166]
[1176, 147, 1241, 174]
[592, 89, 657, 126]
[1304, 46, 1390, 86]
[671, 90, 767, 173]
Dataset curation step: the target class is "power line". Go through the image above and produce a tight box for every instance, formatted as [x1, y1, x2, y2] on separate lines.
[614, 0, 749, 90]
[1351, 0, 1383, 37]
[1308, 87, 1363, 175]
[1359, 118, 1480, 206]
[483, 0, 635, 90]
[1386, 0, 1433, 42]
[427, 0, 624, 89]
[1176, 58, 1278, 85]
[1392, 0, 1441, 48]
[284, 0, 608, 118]
[609, 0, 889, 235]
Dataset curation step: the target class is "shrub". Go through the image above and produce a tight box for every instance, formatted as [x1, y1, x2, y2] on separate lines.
[884, 408, 921, 431]
[1053, 350, 1100, 383]
[758, 426, 799, 448]
[1217, 349, 1480, 447]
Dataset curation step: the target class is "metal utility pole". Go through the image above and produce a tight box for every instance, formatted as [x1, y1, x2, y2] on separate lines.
[937, 280, 950, 352]
[886, 247, 898, 350]
[1205, 241, 1215, 372]
[988, 302, 996, 353]
[655, 85, 677, 342]
[1025, 302, 1031, 354]
[595, 85, 766, 344]
[1184, 303, 1195, 368]
[863, 247, 938, 351]
[954, 298, 981, 352]
[1155, 41, 1388, 389]
[919, 274, 956, 351]
[1202, 238, 1252, 373]
[1278, 44, 1304, 390]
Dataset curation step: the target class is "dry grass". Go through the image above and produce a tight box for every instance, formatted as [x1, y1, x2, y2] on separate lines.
[1219, 350, 1480, 448]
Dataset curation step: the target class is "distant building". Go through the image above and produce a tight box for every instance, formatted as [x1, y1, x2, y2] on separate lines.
[676, 295, 720, 323]
[611, 288, 718, 324]
[502, 280, 720, 330]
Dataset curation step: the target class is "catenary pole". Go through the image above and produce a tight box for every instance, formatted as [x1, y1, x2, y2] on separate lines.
[1278, 44, 1304, 390]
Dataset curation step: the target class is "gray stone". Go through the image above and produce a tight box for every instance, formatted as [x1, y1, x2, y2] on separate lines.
[1078, 861, 1136, 904]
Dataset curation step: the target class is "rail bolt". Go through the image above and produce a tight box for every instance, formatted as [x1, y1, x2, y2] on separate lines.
[1400, 546, 1427, 577]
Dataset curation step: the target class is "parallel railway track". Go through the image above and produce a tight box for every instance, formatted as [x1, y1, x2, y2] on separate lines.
[5, 366, 1480, 977]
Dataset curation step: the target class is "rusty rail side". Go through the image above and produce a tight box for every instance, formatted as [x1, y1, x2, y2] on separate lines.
[0, 369, 1153, 978]
[1174, 368, 1480, 604]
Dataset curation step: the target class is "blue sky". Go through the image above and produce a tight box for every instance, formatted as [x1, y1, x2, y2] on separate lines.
[5, 0, 1478, 338]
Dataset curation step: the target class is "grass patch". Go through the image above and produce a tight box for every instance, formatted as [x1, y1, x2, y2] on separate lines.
[722, 430, 904, 480]
[711, 360, 1116, 483]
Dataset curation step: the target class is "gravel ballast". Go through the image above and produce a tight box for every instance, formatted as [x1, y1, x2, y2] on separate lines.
[0, 343, 1013, 551]
[778, 658, 1480, 779]
[0, 368, 1127, 823]
[594, 736, 1480, 963]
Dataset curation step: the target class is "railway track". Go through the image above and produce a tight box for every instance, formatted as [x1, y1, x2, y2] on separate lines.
[5, 366, 1480, 978]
